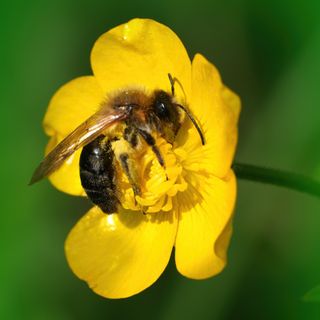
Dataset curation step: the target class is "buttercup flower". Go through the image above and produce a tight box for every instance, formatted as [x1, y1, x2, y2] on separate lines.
[43, 18, 240, 298]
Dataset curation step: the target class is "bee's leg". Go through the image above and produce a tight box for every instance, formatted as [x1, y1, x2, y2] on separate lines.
[118, 152, 146, 214]
[112, 138, 141, 198]
[138, 129, 165, 168]
[118, 153, 141, 197]
[124, 126, 138, 148]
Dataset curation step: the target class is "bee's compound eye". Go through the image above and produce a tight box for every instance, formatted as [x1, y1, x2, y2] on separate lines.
[154, 100, 170, 119]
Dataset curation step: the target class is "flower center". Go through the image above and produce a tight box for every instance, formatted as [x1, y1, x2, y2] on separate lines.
[118, 137, 188, 213]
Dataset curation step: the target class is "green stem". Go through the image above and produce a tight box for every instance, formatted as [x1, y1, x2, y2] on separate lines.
[232, 163, 320, 198]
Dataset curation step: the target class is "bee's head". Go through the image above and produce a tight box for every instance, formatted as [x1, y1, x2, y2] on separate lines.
[150, 89, 205, 145]
[151, 90, 181, 143]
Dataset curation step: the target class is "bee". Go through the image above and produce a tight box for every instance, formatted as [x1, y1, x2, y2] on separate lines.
[30, 74, 205, 214]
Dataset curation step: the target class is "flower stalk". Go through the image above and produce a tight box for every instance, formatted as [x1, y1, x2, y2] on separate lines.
[232, 163, 320, 198]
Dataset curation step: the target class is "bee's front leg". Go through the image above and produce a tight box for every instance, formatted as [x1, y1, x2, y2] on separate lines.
[137, 129, 165, 168]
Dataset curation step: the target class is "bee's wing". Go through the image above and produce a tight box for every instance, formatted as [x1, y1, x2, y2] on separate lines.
[30, 106, 128, 185]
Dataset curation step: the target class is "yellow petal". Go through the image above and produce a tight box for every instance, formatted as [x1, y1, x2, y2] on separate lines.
[65, 206, 177, 298]
[42, 76, 104, 195]
[43, 76, 105, 136]
[174, 170, 236, 279]
[188, 54, 241, 178]
[45, 135, 85, 196]
[91, 18, 191, 101]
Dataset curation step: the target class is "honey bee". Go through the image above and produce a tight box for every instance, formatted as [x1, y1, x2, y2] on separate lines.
[30, 74, 205, 214]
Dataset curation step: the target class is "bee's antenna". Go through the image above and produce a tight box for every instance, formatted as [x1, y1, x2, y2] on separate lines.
[175, 103, 205, 145]
[168, 73, 204, 144]
[168, 73, 175, 96]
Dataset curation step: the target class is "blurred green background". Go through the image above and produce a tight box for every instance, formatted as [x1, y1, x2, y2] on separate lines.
[1, 0, 320, 319]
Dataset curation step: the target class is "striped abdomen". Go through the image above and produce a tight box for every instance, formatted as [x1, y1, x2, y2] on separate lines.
[79, 136, 118, 214]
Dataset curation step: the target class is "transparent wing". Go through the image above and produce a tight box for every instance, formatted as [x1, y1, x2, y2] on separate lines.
[30, 106, 128, 185]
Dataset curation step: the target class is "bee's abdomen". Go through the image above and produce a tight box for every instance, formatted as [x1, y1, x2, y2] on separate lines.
[80, 136, 118, 214]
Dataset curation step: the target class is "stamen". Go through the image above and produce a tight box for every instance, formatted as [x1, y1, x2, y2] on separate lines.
[118, 137, 187, 213]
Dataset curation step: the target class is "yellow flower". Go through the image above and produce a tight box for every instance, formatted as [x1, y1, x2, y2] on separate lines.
[43, 18, 240, 298]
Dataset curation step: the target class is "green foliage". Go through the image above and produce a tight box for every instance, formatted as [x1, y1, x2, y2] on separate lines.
[304, 285, 320, 302]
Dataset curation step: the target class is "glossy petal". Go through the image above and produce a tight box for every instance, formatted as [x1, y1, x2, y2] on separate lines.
[45, 135, 85, 196]
[43, 76, 104, 195]
[91, 18, 191, 102]
[65, 206, 177, 298]
[190, 54, 241, 178]
[174, 170, 236, 279]
[43, 76, 105, 136]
